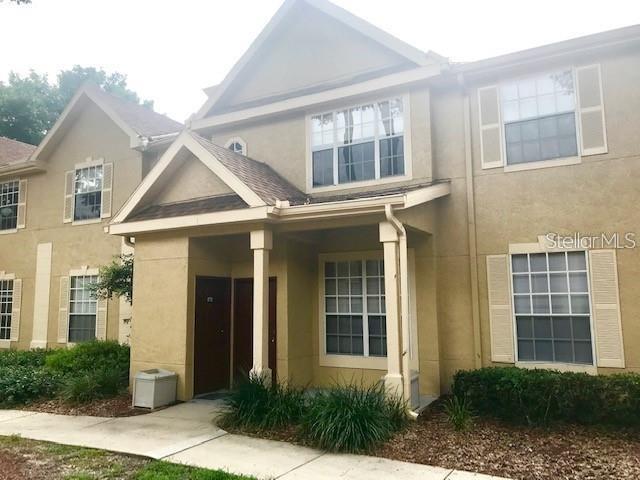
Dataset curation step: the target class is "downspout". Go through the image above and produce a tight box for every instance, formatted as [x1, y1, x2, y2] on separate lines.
[123, 236, 135, 248]
[460, 74, 483, 368]
[384, 205, 418, 419]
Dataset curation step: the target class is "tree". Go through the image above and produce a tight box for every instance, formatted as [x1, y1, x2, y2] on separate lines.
[9, 0, 32, 4]
[0, 66, 152, 145]
[89, 254, 134, 304]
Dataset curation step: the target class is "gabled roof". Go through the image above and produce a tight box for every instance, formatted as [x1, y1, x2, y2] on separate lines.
[0, 136, 35, 166]
[194, 0, 444, 120]
[112, 130, 306, 224]
[31, 82, 182, 162]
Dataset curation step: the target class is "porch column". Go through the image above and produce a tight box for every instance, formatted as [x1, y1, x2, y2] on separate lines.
[250, 229, 272, 383]
[379, 221, 403, 395]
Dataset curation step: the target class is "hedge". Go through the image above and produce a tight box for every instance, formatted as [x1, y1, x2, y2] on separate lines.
[452, 367, 640, 426]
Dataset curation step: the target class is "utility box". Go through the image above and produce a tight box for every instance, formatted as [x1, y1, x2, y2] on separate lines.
[133, 369, 177, 409]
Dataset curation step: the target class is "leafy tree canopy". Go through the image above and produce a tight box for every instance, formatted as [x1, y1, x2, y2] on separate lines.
[0, 66, 152, 145]
[89, 254, 134, 304]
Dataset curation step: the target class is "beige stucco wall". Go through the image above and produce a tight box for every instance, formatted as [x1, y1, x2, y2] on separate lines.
[0, 101, 145, 349]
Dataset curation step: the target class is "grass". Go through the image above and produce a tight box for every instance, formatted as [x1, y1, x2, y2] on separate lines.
[0, 435, 255, 480]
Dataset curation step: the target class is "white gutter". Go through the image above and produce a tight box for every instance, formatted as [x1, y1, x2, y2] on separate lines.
[384, 204, 416, 419]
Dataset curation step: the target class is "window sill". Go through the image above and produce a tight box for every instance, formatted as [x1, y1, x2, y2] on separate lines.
[503, 156, 581, 173]
[319, 353, 387, 370]
[0, 228, 18, 235]
[516, 361, 597, 375]
[308, 174, 411, 194]
[71, 218, 103, 226]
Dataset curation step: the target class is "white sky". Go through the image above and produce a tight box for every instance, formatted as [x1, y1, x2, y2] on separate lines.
[1, 0, 639, 122]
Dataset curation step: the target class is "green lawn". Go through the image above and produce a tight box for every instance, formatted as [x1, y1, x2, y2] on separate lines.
[0, 435, 254, 480]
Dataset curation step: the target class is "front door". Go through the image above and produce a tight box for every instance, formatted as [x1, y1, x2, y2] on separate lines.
[233, 277, 277, 383]
[194, 277, 231, 394]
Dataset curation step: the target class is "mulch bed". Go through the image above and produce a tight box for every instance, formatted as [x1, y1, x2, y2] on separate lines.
[377, 405, 640, 480]
[17, 394, 150, 418]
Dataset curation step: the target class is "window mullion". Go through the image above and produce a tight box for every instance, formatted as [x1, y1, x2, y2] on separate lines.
[332, 112, 338, 186]
[374, 104, 381, 179]
[362, 260, 369, 357]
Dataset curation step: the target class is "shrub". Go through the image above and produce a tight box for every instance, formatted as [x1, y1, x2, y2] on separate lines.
[301, 383, 406, 453]
[59, 366, 127, 404]
[452, 367, 640, 426]
[45, 340, 130, 379]
[443, 395, 474, 431]
[221, 374, 306, 429]
[0, 365, 60, 406]
[0, 349, 49, 368]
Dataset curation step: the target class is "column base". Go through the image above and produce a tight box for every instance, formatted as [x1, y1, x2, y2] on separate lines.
[250, 367, 273, 386]
[30, 340, 47, 349]
[384, 373, 404, 397]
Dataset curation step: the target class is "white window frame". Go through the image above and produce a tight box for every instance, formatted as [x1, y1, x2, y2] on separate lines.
[0, 179, 20, 234]
[508, 244, 597, 374]
[68, 268, 99, 344]
[305, 93, 412, 193]
[0, 272, 15, 348]
[224, 137, 248, 156]
[500, 68, 583, 173]
[72, 158, 104, 226]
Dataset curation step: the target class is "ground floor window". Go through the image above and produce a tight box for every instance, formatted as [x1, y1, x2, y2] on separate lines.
[511, 251, 593, 364]
[69, 275, 98, 342]
[0, 279, 13, 340]
[323, 258, 386, 357]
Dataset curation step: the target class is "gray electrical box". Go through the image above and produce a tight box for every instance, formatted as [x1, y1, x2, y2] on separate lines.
[133, 368, 177, 409]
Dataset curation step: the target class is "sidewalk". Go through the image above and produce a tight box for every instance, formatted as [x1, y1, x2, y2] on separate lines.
[0, 400, 507, 480]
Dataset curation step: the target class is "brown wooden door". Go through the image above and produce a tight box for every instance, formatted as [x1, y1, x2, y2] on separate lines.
[233, 277, 277, 384]
[194, 277, 231, 394]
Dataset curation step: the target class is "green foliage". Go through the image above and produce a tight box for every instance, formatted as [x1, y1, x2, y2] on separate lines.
[221, 373, 306, 430]
[443, 395, 474, 431]
[0, 349, 49, 368]
[0, 365, 60, 406]
[89, 254, 134, 303]
[0, 66, 152, 145]
[301, 383, 407, 453]
[135, 461, 255, 480]
[452, 367, 640, 426]
[59, 367, 126, 405]
[45, 340, 130, 379]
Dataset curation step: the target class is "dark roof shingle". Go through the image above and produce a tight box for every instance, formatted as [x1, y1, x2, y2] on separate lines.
[0, 137, 36, 165]
[129, 194, 248, 221]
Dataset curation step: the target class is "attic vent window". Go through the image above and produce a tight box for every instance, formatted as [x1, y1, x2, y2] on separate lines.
[225, 137, 247, 156]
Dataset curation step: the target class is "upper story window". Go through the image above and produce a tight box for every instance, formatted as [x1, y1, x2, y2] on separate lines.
[69, 275, 98, 342]
[511, 251, 593, 365]
[501, 70, 578, 166]
[74, 165, 103, 221]
[0, 180, 19, 231]
[225, 137, 247, 156]
[310, 98, 405, 188]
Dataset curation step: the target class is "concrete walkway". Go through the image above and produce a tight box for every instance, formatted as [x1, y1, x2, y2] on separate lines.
[0, 400, 507, 480]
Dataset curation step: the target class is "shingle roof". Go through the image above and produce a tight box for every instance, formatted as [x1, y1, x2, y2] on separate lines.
[129, 194, 247, 221]
[91, 87, 183, 138]
[0, 137, 36, 166]
[308, 181, 444, 204]
[190, 133, 306, 205]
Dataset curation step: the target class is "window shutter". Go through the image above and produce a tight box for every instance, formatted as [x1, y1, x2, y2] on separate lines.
[16, 179, 27, 229]
[589, 249, 624, 368]
[478, 86, 504, 169]
[96, 297, 108, 340]
[9, 279, 22, 342]
[486, 255, 514, 363]
[100, 163, 113, 219]
[63, 171, 75, 223]
[576, 64, 608, 156]
[57, 276, 70, 343]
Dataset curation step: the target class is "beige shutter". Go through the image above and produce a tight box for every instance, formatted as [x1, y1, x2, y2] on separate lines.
[63, 171, 75, 223]
[487, 254, 515, 363]
[57, 276, 70, 343]
[478, 86, 504, 169]
[96, 297, 108, 340]
[100, 163, 113, 219]
[16, 179, 27, 229]
[9, 279, 22, 342]
[589, 249, 624, 368]
[576, 64, 608, 156]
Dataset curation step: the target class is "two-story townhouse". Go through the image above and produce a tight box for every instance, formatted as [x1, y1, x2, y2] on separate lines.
[0, 83, 181, 351]
[105, 0, 640, 409]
